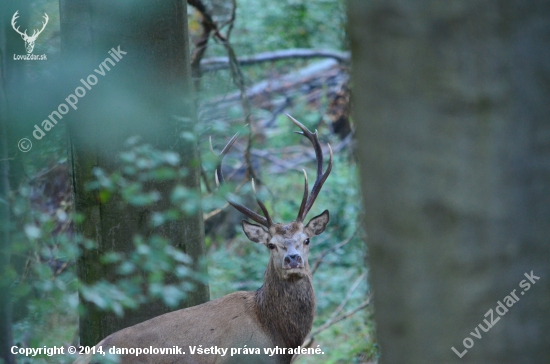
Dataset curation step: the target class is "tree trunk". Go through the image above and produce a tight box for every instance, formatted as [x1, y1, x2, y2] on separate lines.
[59, 0, 209, 346]
[349, 1, 550, 363]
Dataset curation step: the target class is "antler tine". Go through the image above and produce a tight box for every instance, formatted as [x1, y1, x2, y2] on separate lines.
[296, 169, 309, 222]
[214, 134, 272, 228]
[252, 179, 273, 226]
[214, 133, 239, 187]
[11, 11, 27, 37]
[287, 115, 324, 176]
[305, 143, 332, 214]
[287, 114, 332, 222]
[37, 13, 49, 35]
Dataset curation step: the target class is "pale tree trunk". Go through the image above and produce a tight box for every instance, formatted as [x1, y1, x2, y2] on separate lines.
[349, 1, 550, 363]
[59, 0, 209, 346]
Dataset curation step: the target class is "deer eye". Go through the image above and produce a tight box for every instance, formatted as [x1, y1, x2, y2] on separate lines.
[304, 239, 310, 245]
[268, 243, 276, 250]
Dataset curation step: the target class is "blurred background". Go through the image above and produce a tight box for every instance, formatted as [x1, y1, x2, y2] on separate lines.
[1, 0, 372, 363]
[1, 1, 549, 364]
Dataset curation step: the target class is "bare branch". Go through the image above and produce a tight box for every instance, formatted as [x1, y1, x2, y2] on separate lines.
[292, 296, 372, 362]
[302, 297, 371, 348]
[311, 228, 358, 275]
[203, 166, 247, 222]
[326, 272, 367, 323]
[312, 297, 371, 338]
[203, 202, 229, 221]
[203, 59, 342, 108]
[208, 8, 260, 184]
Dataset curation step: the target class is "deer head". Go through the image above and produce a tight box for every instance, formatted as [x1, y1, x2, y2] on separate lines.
[216, 115, 332, 281]
[11, 11, 49, 54]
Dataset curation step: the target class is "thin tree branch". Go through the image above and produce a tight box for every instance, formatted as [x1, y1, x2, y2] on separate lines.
[303, 298, 371, 347]
[311, 297, 371, 339]
[207, 5, 260, 185]
[326, 272, 367, 323]
[188, 0, 216, 90]
[203, 202, 229, 221]
[292, 296, 372, 362]
[203, 178, 247, 221]
[225, 0, 237, 40]
[200, 166, 212, 194]
[311, 227, 358, 275]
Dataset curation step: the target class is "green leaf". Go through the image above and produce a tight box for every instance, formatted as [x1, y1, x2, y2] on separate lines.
[24, 225, 42, 239]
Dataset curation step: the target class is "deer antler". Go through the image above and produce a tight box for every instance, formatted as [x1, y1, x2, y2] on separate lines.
[31, 13, 49, 39]
[11, 11, 27, 38]
[11, 11, 48, 40]
[214, 114, 331, 227]
[287, 114, 333, 223]
[214, 134, 274, 228]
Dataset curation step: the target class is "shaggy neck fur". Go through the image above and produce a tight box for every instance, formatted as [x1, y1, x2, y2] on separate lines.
[254, 258, 315, 360]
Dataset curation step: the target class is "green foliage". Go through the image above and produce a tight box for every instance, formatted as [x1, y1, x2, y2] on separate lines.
[6, 0, 375, 362]
[232, 0, 347, 54]
[8, 138, 207, 363]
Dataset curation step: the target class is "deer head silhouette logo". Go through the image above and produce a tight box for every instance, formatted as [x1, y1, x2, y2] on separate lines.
[11, 11, 49, 54]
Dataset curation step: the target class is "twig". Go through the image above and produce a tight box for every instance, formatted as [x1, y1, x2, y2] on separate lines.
[188, 0, 215, 89]
[292, 296, 372, 362]
[326, 272, 367, 323]
[302, 297, 371, 348]
[244, 134, 352, 175]
[203, 178, 247, 221]
[225, 0, 237, 40]
[203, 202, 229, 221]
[201, 167, 212, 194]
[312, 297, 371, 338]
[187, 0, 228, 42]
[311, 228, 358, 275]
[213, 20, 260, 185]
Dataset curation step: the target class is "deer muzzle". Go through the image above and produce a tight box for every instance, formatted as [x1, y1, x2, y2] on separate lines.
[284, 254, 303, 269]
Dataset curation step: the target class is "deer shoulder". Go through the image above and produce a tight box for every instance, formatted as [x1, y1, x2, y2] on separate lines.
[74, 115, 332, 364]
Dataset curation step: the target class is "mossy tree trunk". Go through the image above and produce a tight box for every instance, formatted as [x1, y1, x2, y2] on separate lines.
[59, 0, 209, 346]
[349, 1, 550, 363]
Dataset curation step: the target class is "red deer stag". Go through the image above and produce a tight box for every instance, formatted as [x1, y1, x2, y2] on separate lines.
[74, 115, 332, 364]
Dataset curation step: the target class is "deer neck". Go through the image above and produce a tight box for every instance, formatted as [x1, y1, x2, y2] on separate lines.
[254, 259, 315, 349]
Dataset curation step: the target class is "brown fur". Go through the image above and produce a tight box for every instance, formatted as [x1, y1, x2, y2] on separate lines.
[74, 251, 315, 364]
[74, 213, 328, 364]
[255, 259, 315, 363]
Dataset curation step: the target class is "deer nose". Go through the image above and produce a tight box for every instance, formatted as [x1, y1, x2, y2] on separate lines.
[284, 254, 302, 268]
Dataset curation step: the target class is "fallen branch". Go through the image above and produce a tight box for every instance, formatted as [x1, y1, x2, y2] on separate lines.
[203, 59, 342, 109]
[201, 48, 350, 72]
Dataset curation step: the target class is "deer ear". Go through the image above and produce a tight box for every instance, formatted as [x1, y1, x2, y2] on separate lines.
[305, 210, 329, 236]
[242, 220, 270, 244]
